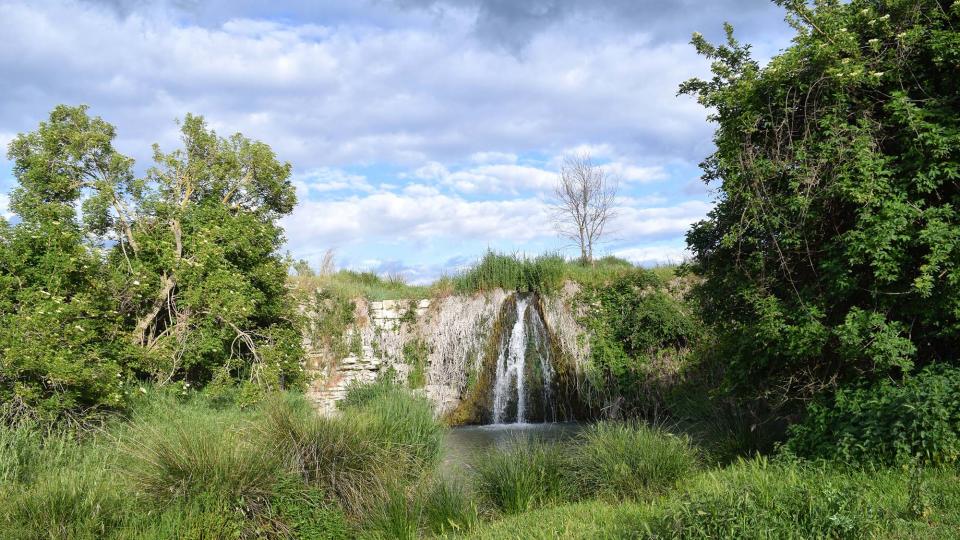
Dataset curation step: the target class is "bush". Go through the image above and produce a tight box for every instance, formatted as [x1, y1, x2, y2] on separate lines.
[576, 269, 699, 417]
[570, 422, 699, 499]
[119, 403, 283, 511]
[259, 384, 443, 517]
[785, 365, 960, 466]
[452, 251, 568, 295]
[472, 438, 569, 514]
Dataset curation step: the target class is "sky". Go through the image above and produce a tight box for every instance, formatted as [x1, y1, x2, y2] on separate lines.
[0, 0, 794, 283]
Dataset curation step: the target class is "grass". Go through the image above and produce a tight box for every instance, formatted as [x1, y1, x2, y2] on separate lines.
[291, 269, 434, 301]
[449, 251, 651, 295]
[458, 459, 960, 539]
[568, 422, 700, 500]
[4, 391, 959, 539]
[471, 437, 570, 515]
[291, 251, 675, 302]
[0, 381, 444, 539]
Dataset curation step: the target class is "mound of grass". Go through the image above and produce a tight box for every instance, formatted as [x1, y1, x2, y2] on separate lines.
[119, 404, 282, 507]
[450, 251, 653, 295]
[471, 437, 569, 515]
[569, 422, 699, 500]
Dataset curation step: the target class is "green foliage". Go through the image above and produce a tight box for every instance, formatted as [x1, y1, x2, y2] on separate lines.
[404, 338, 429, 389]
[471, 438, 569, 514]
[0, 105, 302, 420]
[681, 1, 960, 402]
[292, 269, 433, 302]
[659, 459, 885, 539]
[452, 251, 568, 294]
[785, 365, 960, 466]
[118, 404, 283, 507]
[418, 476, 479, 535]
[569, 422, 699, 500]
[450, 251, 647, 295]
[463, 461, 960, 539]
[576, 269, 699, 417]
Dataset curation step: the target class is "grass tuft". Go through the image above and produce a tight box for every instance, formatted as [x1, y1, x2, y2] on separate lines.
[471, 437, 569, 515]
[570, 421, 700, 500]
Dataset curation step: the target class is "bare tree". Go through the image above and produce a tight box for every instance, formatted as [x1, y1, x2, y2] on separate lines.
[552, 153, 619, 264]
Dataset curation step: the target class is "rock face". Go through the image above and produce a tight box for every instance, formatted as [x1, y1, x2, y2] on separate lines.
[303, 287, 587, 420]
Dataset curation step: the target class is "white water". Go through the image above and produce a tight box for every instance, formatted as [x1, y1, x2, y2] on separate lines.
[529, 301, 557, 422]
[492, 296, 530, 423]
[490, 295, 559, 424]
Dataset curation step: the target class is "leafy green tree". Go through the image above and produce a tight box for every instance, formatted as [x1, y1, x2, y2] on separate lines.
[0, 106, 137, 417]
[117, 114, 303, 393]
[681, 1, 960, 403]
[0, 106, 303, 419]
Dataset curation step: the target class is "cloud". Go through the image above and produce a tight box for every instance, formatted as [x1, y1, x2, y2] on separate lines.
[614, 245, 691, 266]
[612, 200, 711, 240]
[0, 0, 762, 171]
[294, 168, 376, 196]
[1, 0, 791, 280]
[0, 193, 10, 220]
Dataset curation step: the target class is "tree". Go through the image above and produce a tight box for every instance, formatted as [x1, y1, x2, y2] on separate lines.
[0, 106, 304, 419]
[681, 1, 960, 405]
[0, 105, 137, 418]
[552, 153, 619, 264]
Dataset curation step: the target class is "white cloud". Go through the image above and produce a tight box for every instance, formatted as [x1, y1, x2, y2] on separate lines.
[0, 0, 718, 169]
[612, 200, 712, 240]
[295, 167, 375, 195]
[0, 193, 10, 220]
[614, 245, 691, 266]
[469, 151, 517, 164]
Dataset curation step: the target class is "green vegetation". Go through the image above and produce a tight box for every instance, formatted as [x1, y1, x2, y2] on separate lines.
[2, 1, 959, 538]
[449, 251, 643, 295]
[574, 269, 699, 419]
[293, 269, 434, 302]
[404, 338, 430, 389]
[0, 380, 443, 538]
[785, 364, 960, 466]
[472, 438, 569, 514]
[681, 0, 960, 410]
[0, 106, 302, 421]
[461, 459, 960, 539]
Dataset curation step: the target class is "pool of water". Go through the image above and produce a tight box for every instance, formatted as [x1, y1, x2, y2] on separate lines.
[440, 422, 584, 475]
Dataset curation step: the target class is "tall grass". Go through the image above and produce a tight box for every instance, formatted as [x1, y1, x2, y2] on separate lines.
[291, 269, 433, 301]
[119, 404, 283, 507]
[450, 251, 660, 295]
[257, 383, 443, 517]
[471, 437, 569, 514]
[570, 422, 699, 500]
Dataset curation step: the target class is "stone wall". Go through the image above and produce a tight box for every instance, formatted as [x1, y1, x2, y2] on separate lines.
[303, 287, 586, 417]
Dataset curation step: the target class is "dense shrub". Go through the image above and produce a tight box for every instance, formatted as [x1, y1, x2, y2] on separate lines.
[576, 269, 699, 416]
[683, 0, 960, 405]
[119, 405, 282, 508]
[785, 365, 960, 466]
[659, 459, 886, 539]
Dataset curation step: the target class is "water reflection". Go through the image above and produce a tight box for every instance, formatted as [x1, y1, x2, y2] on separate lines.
[441, 422, 584, 476]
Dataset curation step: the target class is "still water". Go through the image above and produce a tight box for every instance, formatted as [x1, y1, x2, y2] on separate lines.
[441, 422, 584, 475]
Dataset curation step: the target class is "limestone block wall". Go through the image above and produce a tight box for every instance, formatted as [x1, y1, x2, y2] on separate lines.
[304, 287, 585, 417]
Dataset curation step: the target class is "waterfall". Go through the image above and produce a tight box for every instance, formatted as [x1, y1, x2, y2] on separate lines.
[490, 295, 556, 424]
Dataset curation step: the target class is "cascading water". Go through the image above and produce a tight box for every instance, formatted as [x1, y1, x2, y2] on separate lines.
[490, 295, 557, 424]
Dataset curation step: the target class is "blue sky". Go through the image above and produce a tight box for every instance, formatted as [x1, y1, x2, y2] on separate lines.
[0, 0, 793, 283]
